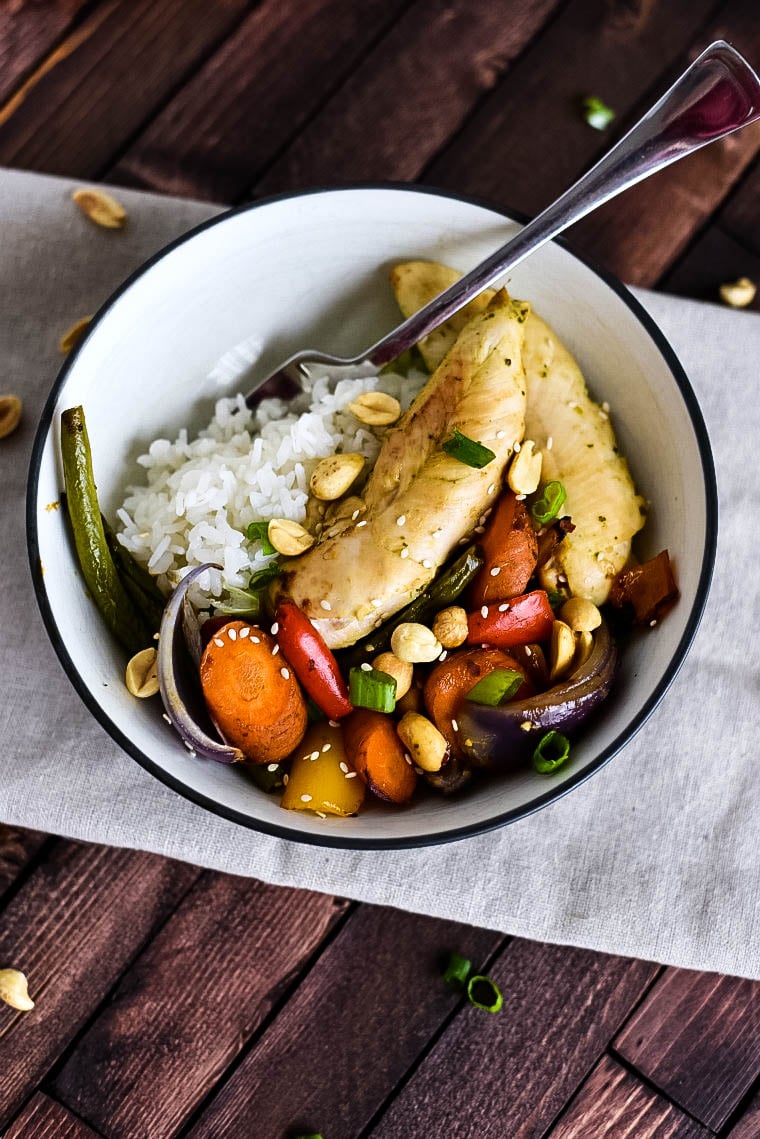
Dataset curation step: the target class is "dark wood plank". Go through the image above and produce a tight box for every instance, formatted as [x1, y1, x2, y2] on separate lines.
[0, 0, 251, 178]
[423, 0, 719, 212]
[716, 155, 760, 257]
[188, 906, 503, 1139]
[0, 841, 199, 1129]
[51, 876, 348, 1139]
[615, 967, 760, 1131]
[663, 222, 760, 310]
[253, 0, 563, 196]
[110, 0, 413, 201]
[369, 940, 659, 1139]
[0, 825, 47, 901]
[546, 1055, 711, 1138]
[4, 1092, 102, 1139]
[727, 1085, 760, 1138]
[0, 0, 92, 103]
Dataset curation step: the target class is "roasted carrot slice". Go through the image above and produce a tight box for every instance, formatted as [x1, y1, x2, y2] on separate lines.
[424, 647, 533, 756]
[200, 620, 307, 763]
[342, 709, 417, 804]
[469, 491, 538, 606]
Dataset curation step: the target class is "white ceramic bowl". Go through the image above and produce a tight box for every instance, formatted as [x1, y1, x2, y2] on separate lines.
[28, 187, 716, 848]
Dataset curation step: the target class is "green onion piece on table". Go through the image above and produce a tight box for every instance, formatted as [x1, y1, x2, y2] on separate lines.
[531, 480, 567, 525]
[349, 667, 397, 713]
[246, 520, 276, 556]
[466, 669, 524, 706]
[443, 952, 472, 988]
[467, 974, 504, 1013]
[581, 95, 615, 130]
[532, 729, 571, 774]
[442, 429, 496, 469]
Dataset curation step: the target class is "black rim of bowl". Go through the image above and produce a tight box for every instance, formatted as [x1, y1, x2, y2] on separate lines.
[26, 184, 718, 851]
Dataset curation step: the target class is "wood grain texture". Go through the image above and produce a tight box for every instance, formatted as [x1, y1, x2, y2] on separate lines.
[615, 967, 760, 1130]
[3, 1092, 103, 1139]
[369, 940, 659, 1139]
[51, 875, 348, 1139]
[253, 0, 562, 195]
[424, 0, 718, 212]
[727, 1085, 760, 1138]
[0, 0, 91, 103]
[0, 0, 251, 178]
[110, 0, 412, 201]
[188, 905, 504, 1139]
[0, 841, 199, 1129]
[0, 825, 48, 901]
[546, 1055, 711, 1138]
[663, 222, 760, 310]
[717, 156, 760, 256]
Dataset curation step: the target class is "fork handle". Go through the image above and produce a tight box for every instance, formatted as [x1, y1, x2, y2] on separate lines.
[368, 40, 760, 367]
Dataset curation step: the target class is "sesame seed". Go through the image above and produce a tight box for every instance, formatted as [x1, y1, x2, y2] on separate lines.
[310, 750, 320, 760]
[339, 762, 349, 773]
[240, 627, 250, 638]
[602, 401, 610, 412]
[487, 484, 496, 495]
[270, 622, 279, 635]
[451, 718, 459, 732]
[228, 627, 237, 641]
[345, 771, 358, 779]
[357, 520, 368, 527]
[414, 766, 425, 775]
[596, 552, 605, 561]
[316, 811, 327, 819]
[213, 638, 224, 648]
[251, 636, 260, 644]
[371, 598, 382, 608]
[320, 599, 332, 611]
[481, 605, 488, 618]
[283, 773, 289, 785]
[404, 753, 412, 765]
[516, 493, 526, 501]
[514, 441, 521, 453]
[557, 574, 567, 584]
[400, 548, 409, 559]
[459, 537, 469, 545]
[351, 509, 360, 520]
[479, 514, 487, 525]
[490, 566, 501, 577]
[267, 763, 278, 772]
[374, 618, 383, 627]
[474, 525, 485, 534]
[649, 618, 658, 627]
[438, 649, 448, 661]
[520, 721, 533, 732]
[397, 514, 406, 526]
[568, 401, 578, 410]
[422, 559, 433, 569]
[280, 667, 290, 680]
[301, 794, 313, 803]
[546, 436, 553, 450]
[162, 713, 171, 724]
[496, 430, 506, 439]
[329, 720, 339, 728]
[599, 411, 609, 420]
[365, 645, 375, 653]
[322, 743, 331, 752]
[498, 602, 510, 612]
[360, 662, 372, 671]
[525, 647, 533, 657]
[272, 643, 280, 656]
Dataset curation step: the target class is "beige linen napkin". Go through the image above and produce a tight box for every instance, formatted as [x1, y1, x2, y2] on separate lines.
[2, 168, 757, 977]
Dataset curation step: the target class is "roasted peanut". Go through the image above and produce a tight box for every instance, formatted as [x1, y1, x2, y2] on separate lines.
[267, 517, 315, 556]
[390, 622, 442, 664]
[507, 439, 542, 495]
[309, 453, 364, 500]
[348, 391, 401, 426]
[372, 652, 413, 699]
[125, 647, 159, 698]
[432, 606, 469, 649]
[0, 395, 22, 439]
[574, 630, 594, 669]
[72, 187, 127, 229]
[548, 620, 575, 682]
[397, 711, 448, 772]
[59, 316, 92, 353]
[0, 969, 34, 1011]
[559, 596, 602, 633]
[719, 276, 756, 308]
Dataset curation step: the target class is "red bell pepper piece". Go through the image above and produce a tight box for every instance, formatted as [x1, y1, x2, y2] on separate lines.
[467, 589, 554, 649]
[274, 599, 353, 720]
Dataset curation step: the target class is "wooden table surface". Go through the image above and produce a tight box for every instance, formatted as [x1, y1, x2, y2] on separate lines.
[3, 2, 760, 1136]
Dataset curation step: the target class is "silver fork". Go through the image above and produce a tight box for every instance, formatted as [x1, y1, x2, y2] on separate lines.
[246, 39, 760, 408]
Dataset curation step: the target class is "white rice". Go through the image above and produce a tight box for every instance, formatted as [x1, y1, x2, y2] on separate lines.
[116, 350, 426, 607]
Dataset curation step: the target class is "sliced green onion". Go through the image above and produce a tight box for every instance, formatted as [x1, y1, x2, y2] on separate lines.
[531, 480, 567, 525]
[443, 952, 472, 988]
[466, 669, 523, 706]
[546, 589, 567, 611]
[294, 1133, 323, 1139]
[467, 974, 503, 1013]
[246, 521, 276, 556]
[442, 429, 496, 469]
[532, 730, 571, 774]
[581, 95, 615, 131]
[248, 562, 282, 590]
[213, 586, 261, 617]
[349, 666, 396, 713]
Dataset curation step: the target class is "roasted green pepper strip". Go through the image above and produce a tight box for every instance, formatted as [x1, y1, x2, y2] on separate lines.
[101, 513, 166, 633]
[61, 406, 152, 654]
[341, 543, 483, 669]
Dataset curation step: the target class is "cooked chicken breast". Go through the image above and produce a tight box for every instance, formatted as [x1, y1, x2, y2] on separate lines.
[275, 290, 528, 648]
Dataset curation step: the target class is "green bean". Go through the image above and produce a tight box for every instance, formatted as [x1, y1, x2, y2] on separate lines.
[340, 543, 483, 669]
[61, 406, 152, 655]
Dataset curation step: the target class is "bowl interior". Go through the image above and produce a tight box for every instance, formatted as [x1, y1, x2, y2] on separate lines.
[30, 187, 714, 847]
